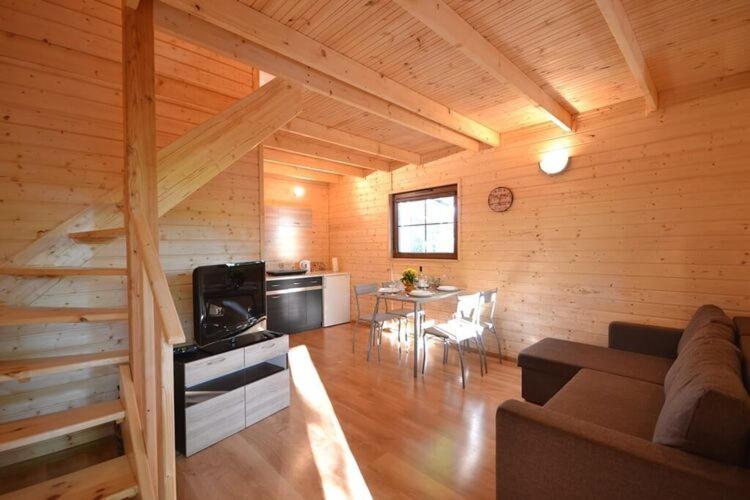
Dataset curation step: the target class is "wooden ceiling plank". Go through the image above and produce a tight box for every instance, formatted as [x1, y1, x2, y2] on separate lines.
[264, 149, 368, 178]
[264, 132, 392, 172]
[595, 0, 658, 113]
[284, 118, 422, 165]
[155, 0, 496, 150]
[264, 164, 342, 184]
[393, 0, 574, 132]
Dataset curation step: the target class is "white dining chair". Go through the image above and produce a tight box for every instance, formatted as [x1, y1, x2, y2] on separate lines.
[353, 283, 399, 361]
[422, 292, 485, 388]
[479, 288, 501, 367]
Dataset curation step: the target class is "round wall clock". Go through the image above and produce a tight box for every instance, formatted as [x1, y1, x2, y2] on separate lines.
[488, 186, 513, 212]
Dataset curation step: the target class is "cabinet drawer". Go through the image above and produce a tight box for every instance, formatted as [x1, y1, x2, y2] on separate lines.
[244, 335, 288, 367]
[185, 386, 245, 456]
[245, 370, 290, 426]
[184, 349, 244, 387]
[266, 277, 323, 291]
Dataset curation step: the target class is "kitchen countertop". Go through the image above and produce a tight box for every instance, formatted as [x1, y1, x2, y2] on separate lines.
[265, 271, 349, 282]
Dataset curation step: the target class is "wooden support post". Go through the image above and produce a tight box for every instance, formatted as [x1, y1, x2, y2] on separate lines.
[122, 0, 165, 497]
[258, 146, 265, 260]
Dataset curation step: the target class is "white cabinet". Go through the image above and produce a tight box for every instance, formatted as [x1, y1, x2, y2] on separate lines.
[175, 333, 290, 456]
[323, 274, 350, 327]
[184, 386, 245, 457]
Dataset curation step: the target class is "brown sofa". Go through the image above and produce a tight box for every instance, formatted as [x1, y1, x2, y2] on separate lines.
[496, 306, 750, 499]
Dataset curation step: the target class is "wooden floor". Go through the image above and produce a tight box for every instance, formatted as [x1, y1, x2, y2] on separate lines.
[176, 323, 521, 499]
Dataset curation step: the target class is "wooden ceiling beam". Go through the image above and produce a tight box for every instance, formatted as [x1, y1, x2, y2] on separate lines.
[157, 78, 302, 214]
[264, 132, 393, 172]
[595, 0, 658, 113]
[394, 0, 574, 132]
[264, 164, 342, 184]
[264, 149, 367, 178]
[284, 118, 422, 165]
[155, 1, 493, 151]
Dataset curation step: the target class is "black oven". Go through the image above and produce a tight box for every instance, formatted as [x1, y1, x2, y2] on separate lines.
[265, 276, 323, 333]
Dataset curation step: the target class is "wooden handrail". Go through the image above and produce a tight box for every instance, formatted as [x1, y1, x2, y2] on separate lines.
[119, 364, 157, 500]
[130, 209, 186, 345]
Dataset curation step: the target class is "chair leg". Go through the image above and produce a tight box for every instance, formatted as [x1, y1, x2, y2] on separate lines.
[377, 323, 383, 363]
[457, 341, 466, 389]
[366, 321, 375, 362]
[352, 324, 357, 353]
[442, 341, 448, 364]
[491, 325, 502, 364]
[477, 335, 488, 375]
[474, 338, 485, 377]
[397, 319, 403, 359]
[421, 333, 428, 374]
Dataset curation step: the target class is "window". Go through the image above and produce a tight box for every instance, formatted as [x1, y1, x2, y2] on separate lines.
[391, 184, 458, 259]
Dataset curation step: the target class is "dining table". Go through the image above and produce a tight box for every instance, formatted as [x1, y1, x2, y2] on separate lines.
[371, 287, 462, 377]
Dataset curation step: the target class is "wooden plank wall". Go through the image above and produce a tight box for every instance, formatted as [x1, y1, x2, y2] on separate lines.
[263, 176, 330, 270]
[263, 174, 330, 267]
[329, 84, 750, 359]
[0, 0, 263, 464]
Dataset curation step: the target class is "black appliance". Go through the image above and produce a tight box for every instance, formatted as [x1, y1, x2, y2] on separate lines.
[266, 269, 307, 277]
[266, 276, 323, 333]
[192, 261, 266, 347]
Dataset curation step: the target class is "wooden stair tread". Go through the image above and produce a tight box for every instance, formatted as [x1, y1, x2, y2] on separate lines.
[0, 455, 137, 500]
[0, 400, 124, 452]
[0, 350, 129, 382]
[0, 266, 127, 277]
[69, 227, 125, 241]
[0, 306, 128, 326]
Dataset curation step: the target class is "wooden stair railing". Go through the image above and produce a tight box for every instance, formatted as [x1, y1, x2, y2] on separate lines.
[130, 209, 186, 346]
[119, 364, 157, 500]
[126, 207, 186, 499]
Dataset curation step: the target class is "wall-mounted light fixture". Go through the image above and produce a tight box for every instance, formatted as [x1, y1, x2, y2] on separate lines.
[293, 186, 305, 197]
[539, 150, 570, 176]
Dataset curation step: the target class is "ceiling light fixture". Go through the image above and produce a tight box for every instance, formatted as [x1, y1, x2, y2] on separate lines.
[539, 150, 570, 176]
[293, 186, 305, 197]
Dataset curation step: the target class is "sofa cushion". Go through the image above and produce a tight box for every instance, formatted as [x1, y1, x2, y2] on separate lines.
[736, 317, 750, 337]
[654, 336, 750, 466]
[518, 338, 673, 386]
[737, 317, 750, 394]
[545, 369, 664, 440]
[741, 335, 750, 393]
[677, 304, 734, 354]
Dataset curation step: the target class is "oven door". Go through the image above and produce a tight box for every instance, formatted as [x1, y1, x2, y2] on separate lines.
[266, 277, 323, 333]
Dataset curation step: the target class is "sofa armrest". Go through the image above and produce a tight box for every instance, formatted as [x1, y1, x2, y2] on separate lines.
[496, 400, 749, 500]
[608, 321, 682, 359]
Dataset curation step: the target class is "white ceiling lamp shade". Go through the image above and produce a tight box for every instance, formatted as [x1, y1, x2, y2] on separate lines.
[539, 149, 570, 175]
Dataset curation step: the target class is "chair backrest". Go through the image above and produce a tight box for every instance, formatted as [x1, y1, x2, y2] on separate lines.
[455, 292, 481, 325]
[353, 283, 378, 320]
[479, 288, 498, 325]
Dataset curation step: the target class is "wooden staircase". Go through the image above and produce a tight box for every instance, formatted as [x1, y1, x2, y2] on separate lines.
[0, 255, 183, 498]
[0, 3, 189, 498]
[0, 306, 129, 326]
[0, 455, 138, 500]
[0, 350, 128, 382]
[0, 399, 125, 453]
[0, 267, 140, 498]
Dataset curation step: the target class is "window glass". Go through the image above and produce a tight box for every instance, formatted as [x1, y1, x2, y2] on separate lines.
[391, 185, 457, 259]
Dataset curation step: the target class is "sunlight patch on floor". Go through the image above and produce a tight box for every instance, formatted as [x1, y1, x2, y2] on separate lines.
[289, 345, 372, 500]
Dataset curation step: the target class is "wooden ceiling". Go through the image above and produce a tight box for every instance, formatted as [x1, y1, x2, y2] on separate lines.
[157, 0, 750, 182]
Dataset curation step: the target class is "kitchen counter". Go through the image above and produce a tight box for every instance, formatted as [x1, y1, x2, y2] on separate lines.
[265, 271, 349, 282]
